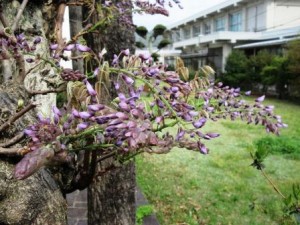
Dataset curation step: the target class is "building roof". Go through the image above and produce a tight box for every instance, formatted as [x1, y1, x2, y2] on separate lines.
[235, 37, 299, 49]
[168, 0, 246, 29]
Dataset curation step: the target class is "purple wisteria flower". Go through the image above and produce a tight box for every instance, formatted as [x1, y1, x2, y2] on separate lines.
[193, 118, 206, 129]
[76, 44, 91, 52]
[256, 95, 265, 102]
[84, 79, 97, 96]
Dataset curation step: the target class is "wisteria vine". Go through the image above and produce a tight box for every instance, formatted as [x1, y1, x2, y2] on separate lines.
[0, 1, 286, 190]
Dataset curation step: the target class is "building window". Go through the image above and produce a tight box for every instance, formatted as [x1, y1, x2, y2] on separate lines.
[192, 24, 201, 37]
[183, 27, 191, 39]
[229, 11, 242, 31]
[215, 17, 225, 31]
[172, 30, 181, 42]
[204, 23, 211, 34]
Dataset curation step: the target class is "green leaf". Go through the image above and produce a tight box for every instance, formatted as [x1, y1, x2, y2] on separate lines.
[157, 39, 171, 49]
[135, 41, 146, 49]
[136, 26, 148, 38]
[153, 24, 167, 39]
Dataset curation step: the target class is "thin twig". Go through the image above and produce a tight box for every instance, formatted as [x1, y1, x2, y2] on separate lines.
[0, 4, 8, 27]
[0, 132, 25, 147]
[261, 168, 286, 199]
[12, 0, 29, 32]
[0, 102, 36, 132]
[0, 146, 22, 156]
[54, 3, 67, 54]
[96, 151, 117, 163]
[16, 54, 26, 83]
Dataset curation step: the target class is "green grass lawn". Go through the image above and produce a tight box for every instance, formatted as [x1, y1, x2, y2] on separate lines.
[136, 98, 300, 225]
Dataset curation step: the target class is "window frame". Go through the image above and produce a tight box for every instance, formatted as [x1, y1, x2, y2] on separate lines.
[214, 16, 225, 32]
[229, 11, 242, 31]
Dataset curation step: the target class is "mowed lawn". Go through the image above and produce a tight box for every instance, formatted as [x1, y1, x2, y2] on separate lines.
[136, 98, 300, 225]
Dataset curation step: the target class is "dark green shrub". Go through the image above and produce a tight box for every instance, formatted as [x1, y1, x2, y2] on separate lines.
[153, 24, 167, 39]
[136, 26, 148, 38]
[151, 52, 160, 62]
[157, 39, 171, 49]
[255, 136, 300, 160]
[221, 50, 250, 89]
[135, 41, 146, 49]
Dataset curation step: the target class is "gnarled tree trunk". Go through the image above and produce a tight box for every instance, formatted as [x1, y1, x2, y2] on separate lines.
[86, 1, 136, 224]
[0, 1, 68, 224]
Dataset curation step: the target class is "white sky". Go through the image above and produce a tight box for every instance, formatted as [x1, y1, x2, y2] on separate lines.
[133, 0, 228, 30]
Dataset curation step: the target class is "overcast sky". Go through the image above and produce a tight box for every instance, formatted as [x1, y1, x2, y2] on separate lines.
[133, 0, 228, 30]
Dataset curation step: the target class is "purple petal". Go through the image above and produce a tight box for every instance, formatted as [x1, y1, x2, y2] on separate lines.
[206, 133, 220, 138]
[175, 129, 185, 141]
[77, 122, 89, 130]
[114, 82, 120, 90]
[50, 43, 58, 50]
[188, 111, 198, 117]
[198, 142, 208, 155]
[122, 75, 134, 85]
[79, 111, 93, 119]
[112, 54, 119, 65]
[193, 118, 206, 128]
[76, 44, 91, 52]
[122, 49, 130, 56]
[255, 95, 265, 102]
[26, 58, 34, 63]
[33, 37, 42, 45]
[115, 112, 129, 120]
[64, 44, 76, 51]
[52, 106, 62, 117]
[245, 90, 251, 96]
[119, 102, 131, 112]
[72, 109, 80, 118]
[24, 129, 35, 137]
[88, 104, 105, 112]
[84, 80, 97, 96]
[93, 67, 99, 77]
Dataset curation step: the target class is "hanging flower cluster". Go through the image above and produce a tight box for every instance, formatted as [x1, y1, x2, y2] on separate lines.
[0, 31, 41, 60]
[13, 47, 287, 180]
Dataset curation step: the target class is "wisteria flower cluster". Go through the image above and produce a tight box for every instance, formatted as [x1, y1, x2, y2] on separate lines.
[134, 0, 183, 16]
[13, 46, 287, 180]
[0, 30, 41, 60]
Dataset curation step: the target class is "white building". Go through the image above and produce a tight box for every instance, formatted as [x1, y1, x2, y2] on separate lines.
[166, 0, 300, 75]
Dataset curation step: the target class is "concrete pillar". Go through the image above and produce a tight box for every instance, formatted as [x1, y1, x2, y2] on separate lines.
[222, 44, 232, 72]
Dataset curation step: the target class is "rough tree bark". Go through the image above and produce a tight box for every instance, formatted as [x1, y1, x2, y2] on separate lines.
[0, 1, 67, 224]
[85, 1, 136, 224]
[69, 5, 84, 72]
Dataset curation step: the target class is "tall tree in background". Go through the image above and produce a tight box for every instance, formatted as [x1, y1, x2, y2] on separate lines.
[81, 1, 136, 224]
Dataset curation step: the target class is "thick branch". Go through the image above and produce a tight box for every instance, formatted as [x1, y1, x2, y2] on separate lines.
[0, 146, 22, 155]
[55, 3, 67, 54]
[0, 4, 8, 27]
[0, 132, 25, 147]
[26, 85, 66, 96]
[0, 102, 36, 132]
[16, 54, 26, 83]
[12, 0, 29, 32]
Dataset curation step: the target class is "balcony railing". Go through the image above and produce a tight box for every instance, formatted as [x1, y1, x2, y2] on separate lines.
[172, 31, 262, 48]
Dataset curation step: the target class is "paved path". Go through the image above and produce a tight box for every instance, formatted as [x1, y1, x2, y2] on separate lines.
[66, 187, 159, 225]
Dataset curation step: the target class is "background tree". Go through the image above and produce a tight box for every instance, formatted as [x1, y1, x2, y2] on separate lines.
[260, 56, 289, 98]
[135, 24, 171, 61]
[221, 50, 250, 89]
[286, 39, 300, 98]
[81, 1, 137, 224]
